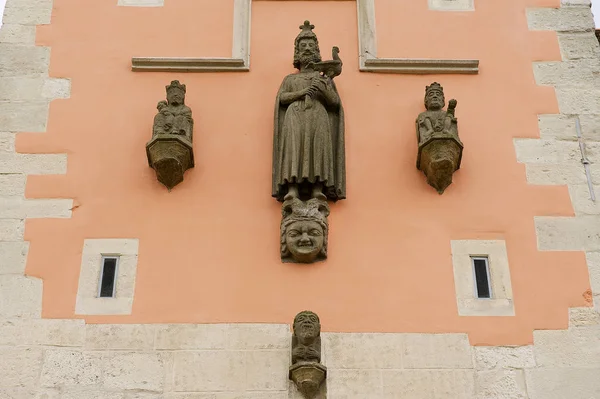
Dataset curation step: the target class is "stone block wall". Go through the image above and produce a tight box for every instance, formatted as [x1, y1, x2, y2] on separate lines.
[1, 0, 600, 398]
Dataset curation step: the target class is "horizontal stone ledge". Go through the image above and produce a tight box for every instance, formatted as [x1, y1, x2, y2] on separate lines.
[131, 57, 249, 72]
[361, 58, 479, 74]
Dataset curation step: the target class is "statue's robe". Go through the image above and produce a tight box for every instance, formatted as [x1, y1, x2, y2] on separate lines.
[272, 71, 346, 202]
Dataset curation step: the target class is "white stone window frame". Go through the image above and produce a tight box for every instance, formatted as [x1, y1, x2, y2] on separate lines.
[130, 0, 478, 74]
[451, 240, 515, 316]
[429, 0, 475, 11]
[75, 239, 139, 315]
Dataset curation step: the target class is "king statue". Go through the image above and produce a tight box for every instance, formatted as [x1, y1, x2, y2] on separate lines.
[272, 21, 346, 203]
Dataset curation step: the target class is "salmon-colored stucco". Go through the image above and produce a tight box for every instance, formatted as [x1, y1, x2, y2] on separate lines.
[18, 0, 590, 345]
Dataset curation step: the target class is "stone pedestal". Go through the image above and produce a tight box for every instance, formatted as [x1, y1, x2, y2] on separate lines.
[417, 136, 463, 194]
[146, 134, 194, 190]
[289, 362, 327, 399]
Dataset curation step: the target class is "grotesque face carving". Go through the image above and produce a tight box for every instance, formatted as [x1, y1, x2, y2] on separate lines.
[294, 311, 321, 343]
[286, 221, 324, 263]
[426, 89, 445, 111]
[167, 88, 185, 106]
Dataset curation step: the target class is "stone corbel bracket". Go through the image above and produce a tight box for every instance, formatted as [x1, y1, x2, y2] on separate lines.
[131, 0, 479, 74]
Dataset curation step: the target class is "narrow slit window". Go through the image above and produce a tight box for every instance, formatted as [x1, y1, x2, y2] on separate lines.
[471, 256, 491, 299]
[98, 256, 119, 298]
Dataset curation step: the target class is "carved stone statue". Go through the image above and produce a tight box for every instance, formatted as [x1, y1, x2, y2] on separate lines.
[289, 311, 326, 399]
[281, 198, 329, 264]
[272, 21, 345, 203]
[416, 82, 463, 194]
[273, 21, 344, 264]
[146, 80, 195, 190]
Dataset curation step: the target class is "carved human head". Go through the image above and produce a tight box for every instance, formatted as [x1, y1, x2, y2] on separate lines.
[281, 198, 329, 263]
[294, 20, 322, 69]
[166, 80, 186, 106]
[293, 310, 321, 342]
[425, 82, 445, 111]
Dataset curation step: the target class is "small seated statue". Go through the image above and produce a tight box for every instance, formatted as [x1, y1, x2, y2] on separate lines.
[289, 311, 326, 399]
[146, 80, 195, 190]
[280, 198, 329, 264]
[152, 81, 193, 140]
[416, 82, 463, 194]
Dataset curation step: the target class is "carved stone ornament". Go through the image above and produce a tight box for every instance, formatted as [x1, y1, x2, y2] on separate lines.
[272, 20, 346, 203]
[273, 21, 345, 263]
[416, 82, 463, 194]
[281, 197, 329, 264]
[146, 80, 194, 190]
[290, 311, 326, 399]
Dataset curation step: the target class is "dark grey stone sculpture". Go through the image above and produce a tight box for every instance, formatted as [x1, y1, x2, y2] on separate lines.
[272, 20, 345, 203]
[416, 82, 463, 194]
[273, 21, 345, 264]
[290, 311, 326, 399]
[281, 198, 329, 264]
[146, 80, 194, 190]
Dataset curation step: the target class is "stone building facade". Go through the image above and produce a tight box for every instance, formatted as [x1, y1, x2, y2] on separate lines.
[1, 0, 600, 397]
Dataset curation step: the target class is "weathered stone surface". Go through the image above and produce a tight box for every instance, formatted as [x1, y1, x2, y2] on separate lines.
[0, 319, 84, 346]
[558, 32, 600, 60]
[527, 7, 594, 32]
[0, 347, 43, 388]
[0, 198, 73, 219]
[327, 369, 382, 398]
[429, 0, 474, 11]
[0, 154, 67, 175]
[586, 251, 600, 294]
[382, 370, 476, 399]
[534, 60, 599, 86]
[246, 351, 289, 391]
[40, 350, 104, 387]
[173, 351, 245, 392]
[0, 45, 50, 77]
[118, 0, 165, 6]
[0, 275, 42, 318]
[578, 114, 600, 141]
[0, 24, 36, 44]
[535, 216, 600, 251]
[475, 370, 528, 399]
[533, 326, 600, 367]
[514, 139, 581, 164]
[568, 184, 600, 215]
[61, 391, 124, 399]
[569, 307, 600, 326]
[104, 352, 166, 391]
[0, 241, 28, 274]
[524, 163, 589, 185]
[556, 84, 600, 114]
[0, 219, 24, 241]
[474, 346, 536, 370]
[0, 174, 26, 196]
[402, 333, 473, 369]
[3, 0, 53, 25]
[85, 324, 155, 350]
[323, 333, 403, 369]
[226, 324, 289, 350]
[525, 367, 600, 399]
[155, 324, 227, 350]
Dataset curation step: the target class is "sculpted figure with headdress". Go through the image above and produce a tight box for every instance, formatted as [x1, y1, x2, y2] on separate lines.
[280, 197, 329, 264]
[289, 311, 326, 399]
[146, 80, 195, 190]
[272, 21, 345, 203]
[416, 82, 463, 194]
[273, 21, 344, 264]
